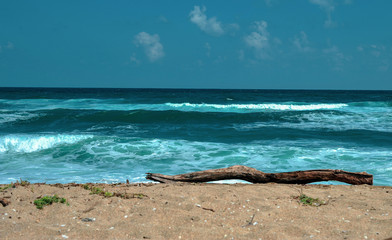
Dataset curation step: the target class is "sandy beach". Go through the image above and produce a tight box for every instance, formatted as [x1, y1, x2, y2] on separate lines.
[1, 182, 391, 239]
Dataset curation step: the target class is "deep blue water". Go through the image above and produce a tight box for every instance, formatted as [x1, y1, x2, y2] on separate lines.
[0, 88, 391, 185]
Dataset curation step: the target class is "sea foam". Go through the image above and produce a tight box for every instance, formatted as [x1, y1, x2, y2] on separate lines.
[0, 134, 93, 153]
[165, 103, 348, 112]
[0, 111, 42, 124]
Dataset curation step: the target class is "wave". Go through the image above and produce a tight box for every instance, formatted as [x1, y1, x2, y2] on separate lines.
[235, 112, 392, 132]
[0, 134, 93, 153]
[0, 98, 350, 112]
[2, 98, 391, 113]
[2, 108, 391, 136]
[0, 111, 42, 124]
[0, 109, 346, 127]
[349, 101, 392, 107]
[1, 136, 391, 185]
[165, 103, 348, 112]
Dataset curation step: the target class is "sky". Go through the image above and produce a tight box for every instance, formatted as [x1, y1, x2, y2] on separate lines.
[0, 0, 391, 90]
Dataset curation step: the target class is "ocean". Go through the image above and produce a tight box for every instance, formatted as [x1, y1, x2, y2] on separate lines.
[0, 88, 391, 185]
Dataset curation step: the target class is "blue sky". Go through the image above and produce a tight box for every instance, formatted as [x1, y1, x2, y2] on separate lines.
[0, 0, 391, 89]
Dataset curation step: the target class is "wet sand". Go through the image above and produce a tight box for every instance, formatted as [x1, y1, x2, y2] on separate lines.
[1, 182, 392, 239]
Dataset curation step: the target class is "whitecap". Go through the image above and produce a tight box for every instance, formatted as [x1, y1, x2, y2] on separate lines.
[165, 103, 348, 112]
[0, 112, 42, 124]
[0, 134, 93, 153]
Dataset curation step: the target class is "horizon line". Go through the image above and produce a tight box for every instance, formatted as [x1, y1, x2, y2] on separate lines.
[0, 86, 391, 91]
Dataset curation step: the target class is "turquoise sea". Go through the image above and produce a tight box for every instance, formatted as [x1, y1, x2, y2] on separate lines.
[0, 88, 391, 185]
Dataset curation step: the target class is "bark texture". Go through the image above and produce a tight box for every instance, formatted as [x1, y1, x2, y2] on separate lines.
[146, 165, 373, 185]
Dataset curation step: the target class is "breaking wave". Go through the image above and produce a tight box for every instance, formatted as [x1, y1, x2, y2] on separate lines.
[0, 111, 42, 124]
[0, 134, 93, 153]
[165, 103, 348, 112]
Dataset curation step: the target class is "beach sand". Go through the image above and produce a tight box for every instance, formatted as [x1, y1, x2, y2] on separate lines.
[1, 182, 391, 239]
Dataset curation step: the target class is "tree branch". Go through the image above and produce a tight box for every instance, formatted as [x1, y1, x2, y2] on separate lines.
[146, 165, 373, 185]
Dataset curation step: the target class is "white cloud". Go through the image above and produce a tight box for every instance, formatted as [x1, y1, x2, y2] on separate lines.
[357, 44, 390, 71]
[245, 31, 268, 50]
[244, 21, 270, 59]
[158, 15, 168, 23]
[130, 53, 140, 65]
[370, 44, 386, 58]
[134, 32, 165, 62]
[323, 45, 351, 71]
[265, 0, 272, 6]
[370, 45, 390, 71]
[357, 44, 387, 57]
[309, 0, 335, 27]
[293, 31, 312, 52]
[189, 6, 225, 36]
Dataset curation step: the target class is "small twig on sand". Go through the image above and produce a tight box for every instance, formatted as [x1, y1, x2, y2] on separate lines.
[195, 204, 215, 212]
[201, 207, 215, 212]
[242, 213, 256, 227]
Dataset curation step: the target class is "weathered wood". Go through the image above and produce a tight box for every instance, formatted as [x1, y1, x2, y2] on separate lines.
[146, 165, 373, 185]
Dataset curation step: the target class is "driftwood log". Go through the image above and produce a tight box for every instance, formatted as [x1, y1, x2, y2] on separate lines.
[146, 165, 373, 185]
